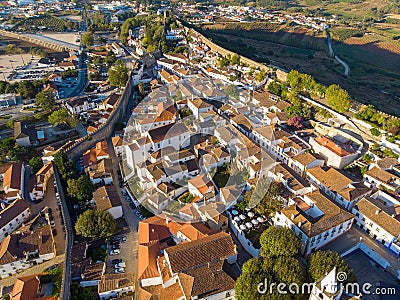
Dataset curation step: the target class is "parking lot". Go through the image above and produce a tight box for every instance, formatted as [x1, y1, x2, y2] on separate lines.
[103, 229, 137, 276]
[28, 174, 66, 255]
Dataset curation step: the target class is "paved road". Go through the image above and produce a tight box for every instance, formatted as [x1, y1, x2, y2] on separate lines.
[325, 29, 350, 76]
[106, 137, 139, 279]
[53, 164, 73, 300]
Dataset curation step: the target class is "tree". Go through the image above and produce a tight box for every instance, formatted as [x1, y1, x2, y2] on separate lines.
[260, 226, 302, 258]
[108, 60, 129, 87]
[245, 179, 284, 217]
[81, 32, 94, 47]
[370, 127, 381, 136]
[29, 157, 43, 173]
[138, 82, 145, 96]
[75, 210, 116, 238]
[255, 69, 267, 82]
[0, 137, 15, 159]
[6, 119, 14, 129]
[224, 84, 239, 100]
[48, 109, 78, 128]
[231, 54, 240, 65]
[235, 258, 268, 300]
[35, 90, 56, 111]
[288, 115, 304, 129]
[307, 250, 356, 283]
[325, 84, 351, 113]
[267, 80, 282, 96]
[67, 175, 94, 204]
[17, 81, 36, 99]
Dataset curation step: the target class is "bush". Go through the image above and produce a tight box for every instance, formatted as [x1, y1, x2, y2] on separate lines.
[370, 128, 381, 136]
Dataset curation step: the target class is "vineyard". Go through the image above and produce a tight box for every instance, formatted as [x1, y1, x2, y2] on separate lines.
[329, 27, 365, 41]
[201, 22, 327, 51]
[13, 15, 79, 32]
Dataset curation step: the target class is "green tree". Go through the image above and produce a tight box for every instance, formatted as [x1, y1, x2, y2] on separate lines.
[67, 175, 94, 205]
[35, 90, 56, 111]
[29, 156, 44, 173]
[260, 226, 301, 258]
[370, 127, 381, 136]
[0, 137, 15, 159]
[81, 32, 94, 47]
[108, 60, 129, 87]
[75, 210, 116, 238]
[224, 84, 239, 100]
[138, 82, 145, 96]
[267, 80, 282, 96]
[325, 84, 351, 113]
[234, 258, 269, 300]
[17, 81, 36, 99]
[48, 109, 78, 128]
[307, 250, 356, 283]
[6, 119, 14, 129]
[231, 54, 240, 65]
[255, 69, 267, 82]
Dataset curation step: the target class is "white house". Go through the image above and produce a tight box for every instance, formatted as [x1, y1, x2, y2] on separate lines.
[98, 273, 135, 300]
[352, 191, 400, 255]
[273, 191, 355, 255]
[85, 159, 113, 186]
[0, 225, 55, 279]
[93, 186, 123, 219]
[0, 199, 30, 242]
[2, 162, 24, 202]
[187, 97, 213, 119]
[309, 268, 361, 300]
[306, 166, 371, 211]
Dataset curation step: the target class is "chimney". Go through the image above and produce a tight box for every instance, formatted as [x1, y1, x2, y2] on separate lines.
[291, 214, 295, 220]
[165, 216, 169, 224]
[298, 222, 302, 228]
[375, 209, 381, 215]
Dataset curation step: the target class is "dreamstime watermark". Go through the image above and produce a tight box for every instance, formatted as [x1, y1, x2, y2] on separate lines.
[257, 272, 397, 296]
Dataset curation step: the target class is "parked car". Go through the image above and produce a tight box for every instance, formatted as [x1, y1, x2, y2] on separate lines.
[121, 236, 127, 243]
[111, 258, 122, 265]
[129, 202, 136, 209]
[114, 262, 126, 268]
[109, 249, 120, 255]
[111, 245, 120, 250]
[114, 267, 125, 274]
[110, 240, 120, 246]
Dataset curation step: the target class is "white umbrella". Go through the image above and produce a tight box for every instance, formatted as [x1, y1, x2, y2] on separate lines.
[239, 224, 246, 230]
[257, 216, 264, 223]
[251, 219, 259, 225]
[231, 210, 238, 215]
[234, 216, 240, 222]
[245, 222, 253, 229]
[247, 212, 255, 218]
[245, 207, 251, 211]
[239, 214, 246, 220]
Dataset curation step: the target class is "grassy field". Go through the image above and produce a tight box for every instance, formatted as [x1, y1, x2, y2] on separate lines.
[200, 21, 400, 114]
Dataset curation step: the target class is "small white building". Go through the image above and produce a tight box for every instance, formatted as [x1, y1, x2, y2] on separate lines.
[92, 186, 123, 219]
[0, 199, 30, 243]
[98, 273, 135, 300]
[273, 191, 354, 255]
[352, 191, 400, 255]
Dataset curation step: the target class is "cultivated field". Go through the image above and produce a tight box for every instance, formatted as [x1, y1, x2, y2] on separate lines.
[200, 22, 400, 114]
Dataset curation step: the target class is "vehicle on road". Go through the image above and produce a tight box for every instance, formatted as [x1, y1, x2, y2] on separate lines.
[114, 267, 125, 274]
[109, 249, 120, 255]
[111, 258, 122, 265]
[114, 262, 126, 268]
[121, 236, 127, 243]
[111, 245, 120, 250]
[110, 240, 120, 246]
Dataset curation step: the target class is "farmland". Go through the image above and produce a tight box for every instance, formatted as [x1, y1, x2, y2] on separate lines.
[199, 21, 400, 114]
